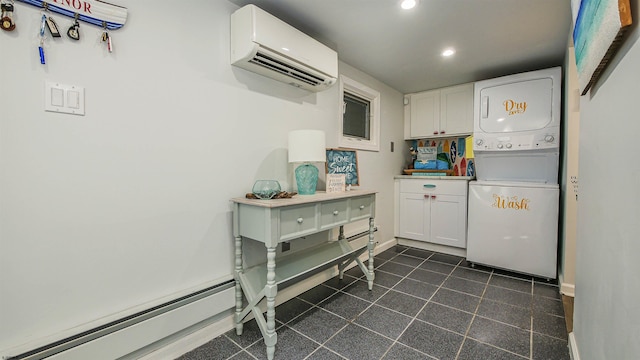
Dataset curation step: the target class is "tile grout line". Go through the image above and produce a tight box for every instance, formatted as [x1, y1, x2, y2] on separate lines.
[530, 316, 534, 360]
[294, 250, 414, 360]
[230, 274, 359, 359]
[376, 248, 439, 360]
[380, 250, 464, 360]
[453, 263, 494, 360]
[292, 249, 426, 359]
[220, 247, 564, 360]
[300, 248, 435, 360]
[374, 248, 432, 359]
[451, 265, 537, 360]
[530, 278, 535, 360]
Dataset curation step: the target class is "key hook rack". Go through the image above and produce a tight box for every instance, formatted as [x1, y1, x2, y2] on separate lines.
[17, 0, 127, 30]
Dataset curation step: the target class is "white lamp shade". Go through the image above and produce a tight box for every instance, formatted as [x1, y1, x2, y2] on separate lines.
[288, 130, 326, 163]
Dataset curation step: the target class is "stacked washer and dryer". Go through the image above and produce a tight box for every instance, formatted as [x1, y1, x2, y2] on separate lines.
[466, 67, 561, 279]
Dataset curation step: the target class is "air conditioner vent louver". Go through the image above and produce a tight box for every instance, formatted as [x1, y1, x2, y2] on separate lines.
[250, 52, 324, 86]
[230, 5, 338, 92]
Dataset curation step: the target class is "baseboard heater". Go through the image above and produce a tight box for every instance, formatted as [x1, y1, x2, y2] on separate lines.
[5, 280, 235, 360]
[6, 228, 377, 360]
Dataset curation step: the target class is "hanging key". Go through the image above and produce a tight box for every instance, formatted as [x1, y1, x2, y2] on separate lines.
[39, 39, 45, 64]
[39, 14, 46, 64]
[45, 15, 61, 37]
[67, 16, 80, 40]
[40, 13, 46, 37]
[1, 2, 16, 32]
[101, 23, 112, 52]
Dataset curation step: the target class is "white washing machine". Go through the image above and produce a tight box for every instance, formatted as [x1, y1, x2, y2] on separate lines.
[467, 181, 559, 278]
[467, 67, 561, 278]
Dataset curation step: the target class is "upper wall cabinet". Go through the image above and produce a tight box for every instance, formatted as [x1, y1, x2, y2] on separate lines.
[404, 83, 474, 139]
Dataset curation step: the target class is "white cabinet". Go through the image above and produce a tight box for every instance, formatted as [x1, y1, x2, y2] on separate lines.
[395, 179, 468, 248]
[406, 89, 440, 139]
[440, 84, 474, 135]
[398, 192, 430, 240]
[404, 83, 473, 139]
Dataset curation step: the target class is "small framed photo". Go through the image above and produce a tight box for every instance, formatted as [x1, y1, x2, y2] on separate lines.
[326, 174, 346, 193]
[326, 148, 359, 186]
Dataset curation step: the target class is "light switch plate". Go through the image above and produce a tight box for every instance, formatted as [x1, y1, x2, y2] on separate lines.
[45, 81, 85, 115]
[51, 88, 64, 107]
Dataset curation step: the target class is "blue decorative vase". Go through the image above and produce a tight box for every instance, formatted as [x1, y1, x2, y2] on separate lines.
[295, 163, 319, 195]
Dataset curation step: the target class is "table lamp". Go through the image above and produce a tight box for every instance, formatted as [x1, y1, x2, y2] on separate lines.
[288, 130, 326, 195]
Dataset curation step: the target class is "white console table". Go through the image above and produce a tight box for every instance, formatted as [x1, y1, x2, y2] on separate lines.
[231, 190, 377, 360]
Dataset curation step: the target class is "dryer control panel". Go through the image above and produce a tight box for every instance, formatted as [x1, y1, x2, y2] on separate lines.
[474, 129, 559, 151]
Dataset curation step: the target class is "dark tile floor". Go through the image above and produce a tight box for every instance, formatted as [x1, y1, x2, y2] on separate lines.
[178, 246, 570, 360]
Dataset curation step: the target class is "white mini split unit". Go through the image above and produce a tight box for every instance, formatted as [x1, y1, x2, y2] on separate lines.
[230, 5, 338, 92]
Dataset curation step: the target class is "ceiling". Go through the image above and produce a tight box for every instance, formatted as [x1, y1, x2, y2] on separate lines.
[227, 0, 573, 94]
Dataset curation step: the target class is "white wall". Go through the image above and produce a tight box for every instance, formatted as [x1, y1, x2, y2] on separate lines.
[0, 1, 404, 355]
[573, 0, 640, 357]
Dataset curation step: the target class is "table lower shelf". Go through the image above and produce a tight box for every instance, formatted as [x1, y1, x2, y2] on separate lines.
[237, 239, 368, 301]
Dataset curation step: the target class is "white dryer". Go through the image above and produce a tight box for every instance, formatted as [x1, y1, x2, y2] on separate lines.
[473, 66, 561, 183]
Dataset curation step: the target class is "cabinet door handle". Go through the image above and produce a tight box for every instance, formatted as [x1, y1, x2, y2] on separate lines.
[433, 131, 438, 135]
[440, 130, 445, 134]
[424, 194, 429, 199]
[431, 195, 436, 199]
[359, 205, 365, 210]
[423, 184, 436, 189]
[297, 217, 304, 224]
[333, 210, 339, 215]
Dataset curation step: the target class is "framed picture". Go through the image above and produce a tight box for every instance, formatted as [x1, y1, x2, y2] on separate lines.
[326, 174, 346, 193]
[326, 149, 359, 186]
[572, 0, 632, 95]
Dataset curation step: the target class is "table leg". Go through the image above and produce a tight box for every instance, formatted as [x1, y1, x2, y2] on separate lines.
[367, 217, 375, 290]
[338, 226, 345, 279]
[234, 235, 243, 335]
[265, 246, 277, 360]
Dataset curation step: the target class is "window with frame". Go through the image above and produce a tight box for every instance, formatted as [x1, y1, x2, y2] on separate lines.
[339, 75, 380, 152]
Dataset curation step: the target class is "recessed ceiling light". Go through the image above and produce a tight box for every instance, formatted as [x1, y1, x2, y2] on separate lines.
[401, 0, 417, 10]
[442, 48, 456, 57]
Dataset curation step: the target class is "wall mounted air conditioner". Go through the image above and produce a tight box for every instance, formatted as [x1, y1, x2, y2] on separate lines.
[230, 4, 338, 92]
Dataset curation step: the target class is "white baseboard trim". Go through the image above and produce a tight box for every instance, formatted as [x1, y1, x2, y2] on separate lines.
[375, 237, 398, 253]
[45, 286, 235, 360]
[397, 238, 467, 257]
[559, 273, 576, 297]
[141, 237, 398, 359]
[136, 314, 235, 360]
[561, 282, 575, 297]
[568, 332, 580, 360]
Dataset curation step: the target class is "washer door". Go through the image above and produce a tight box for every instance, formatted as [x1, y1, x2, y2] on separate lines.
[467, 182, 559, 278]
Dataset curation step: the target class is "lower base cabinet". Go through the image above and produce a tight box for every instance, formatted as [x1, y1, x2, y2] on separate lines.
[396, 179, 468, 248]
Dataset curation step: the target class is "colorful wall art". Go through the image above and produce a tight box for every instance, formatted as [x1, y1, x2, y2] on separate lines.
[411, 137, 474, 177]
[572, 0, 632, 95]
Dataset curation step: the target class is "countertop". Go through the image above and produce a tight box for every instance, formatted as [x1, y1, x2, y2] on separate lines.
[394, 175, 474, 180]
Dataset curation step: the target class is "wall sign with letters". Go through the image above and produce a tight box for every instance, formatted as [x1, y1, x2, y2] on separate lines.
[17, 0, 127, 30]
[326, 149, 359, 186]
[326, 174, 346, 193]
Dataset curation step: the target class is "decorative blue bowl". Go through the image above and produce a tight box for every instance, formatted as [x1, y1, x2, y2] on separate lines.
[252, 180, 281, 199]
